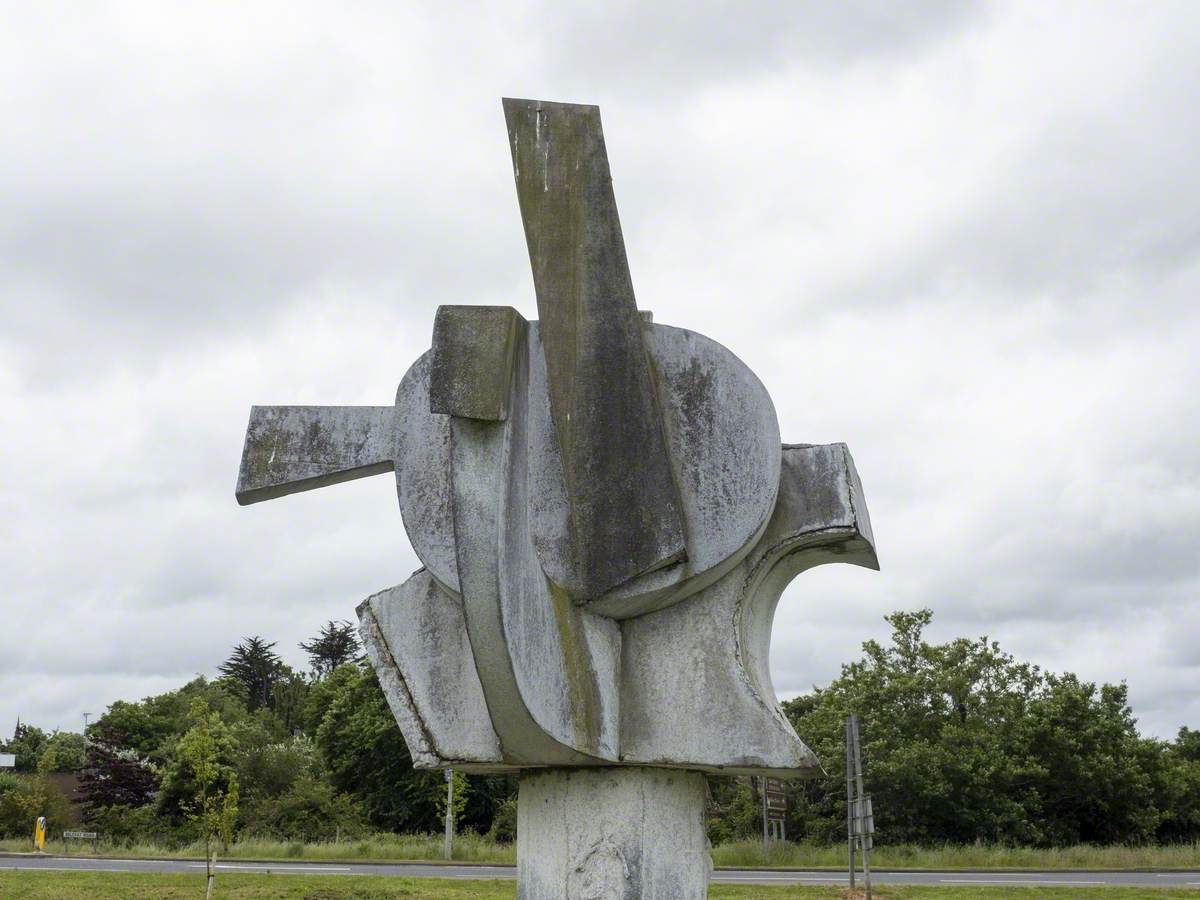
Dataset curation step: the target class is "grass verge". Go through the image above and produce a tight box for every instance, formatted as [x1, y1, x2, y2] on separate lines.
[2, 836, 1197, 871]
[2, 871, 1200, 898]
[711, 840, 1200, 870]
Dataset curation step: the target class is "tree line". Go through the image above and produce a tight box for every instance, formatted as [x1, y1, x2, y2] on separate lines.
[2, 612, 1197, 847]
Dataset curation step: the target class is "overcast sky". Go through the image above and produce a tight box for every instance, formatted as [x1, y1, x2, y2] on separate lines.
[3, 1, 1197, 743]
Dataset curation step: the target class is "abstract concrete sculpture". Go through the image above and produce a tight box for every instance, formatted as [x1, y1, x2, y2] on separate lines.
[236, 98, 878, 899]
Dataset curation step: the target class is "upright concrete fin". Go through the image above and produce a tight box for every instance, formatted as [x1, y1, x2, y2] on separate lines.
[503, 97, 686, 598]
[236, 405, 395, 505]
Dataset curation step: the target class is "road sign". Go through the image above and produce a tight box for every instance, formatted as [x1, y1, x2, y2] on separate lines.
[0, 753, 14, 768]
[851, 796, 875, 848]
[764, 776, 787, 821]
[63, 831, 99, 852]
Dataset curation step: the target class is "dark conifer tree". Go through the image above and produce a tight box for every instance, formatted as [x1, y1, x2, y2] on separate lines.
[300, 620, 362, 680]
[218, 636, 283, 711]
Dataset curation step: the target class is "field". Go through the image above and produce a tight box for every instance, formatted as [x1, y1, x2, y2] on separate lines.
[1, 872, 1199, 899]
[3, 835, 1199, 870]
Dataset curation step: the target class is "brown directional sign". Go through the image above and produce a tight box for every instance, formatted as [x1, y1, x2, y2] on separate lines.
[764, 777, 787, 821]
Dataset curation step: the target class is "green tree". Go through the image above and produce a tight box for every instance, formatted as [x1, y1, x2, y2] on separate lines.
[435, 769, 470, 836]
[1174, 726, 1200, 762]
[782, 609, 1167, 847]
[96, 677, 248, 765]
[36, 731, 86, 775]
[1, 722, 49, 773]
[300, 620, 362, 680]
[1016, 675, 1156, 844]
[174, 700, 239, 899]
[314, 665, 442, 832]
[1151, 732, 1200, 842]
[78, 724, 160, 812]
[218, 637, 284, 712]
[0, 773, 78, 840]
[242, 771, 367, 841]
[158, 701, 238, 826]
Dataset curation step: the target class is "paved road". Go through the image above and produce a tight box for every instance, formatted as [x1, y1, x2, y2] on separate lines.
[3, 855, 1200, 888]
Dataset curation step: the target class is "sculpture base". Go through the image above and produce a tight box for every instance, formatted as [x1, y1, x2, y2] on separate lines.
[517, 767, 711, 899]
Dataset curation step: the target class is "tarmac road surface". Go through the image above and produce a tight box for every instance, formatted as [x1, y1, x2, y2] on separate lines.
[3, 854, 1200, 888]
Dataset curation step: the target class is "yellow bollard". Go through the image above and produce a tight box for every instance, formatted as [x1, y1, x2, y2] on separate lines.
[34, 817, 46, 851]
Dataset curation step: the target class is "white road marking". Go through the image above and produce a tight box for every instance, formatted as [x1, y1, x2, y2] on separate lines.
[4, 866, 137, 873]
[941, 879, 1106, 885]
[187, 863, 353, 872]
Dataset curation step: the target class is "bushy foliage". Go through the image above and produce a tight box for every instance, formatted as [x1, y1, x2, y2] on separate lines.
[157, 701, 239, 826]
[1, 723, 49, 773]
[83, 803, 159, 845]
[705, 776, 765, 845]
[434, 770, 470, 832]
[486, 796, 517, 844]
[241, 772, 368, 841]
[781, 609, 1200, 846]
[96, 677, 248, 764]
[0, 772, 78, 839]
[314, 664, 443, 833]
[79, 725, 160, 811]
[35, 731, 87, 775]
[8, 618, 1195, 850]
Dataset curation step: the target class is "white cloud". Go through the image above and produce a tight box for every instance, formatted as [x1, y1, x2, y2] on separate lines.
[2, 1, 1197, 741]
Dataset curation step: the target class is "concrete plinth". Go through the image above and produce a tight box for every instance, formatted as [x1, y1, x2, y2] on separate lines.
[517, 767, 711, 900]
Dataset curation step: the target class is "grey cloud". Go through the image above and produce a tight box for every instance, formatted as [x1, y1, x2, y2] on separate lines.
[535, 0, 984, 95]
[3, 1, 1199, 743]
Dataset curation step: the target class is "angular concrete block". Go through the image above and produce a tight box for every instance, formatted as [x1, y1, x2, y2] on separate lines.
[429, 305, 525, 421]
[236, 405, 396, 505]
[618, 443, 877, 776]
[357, 568, 503, 770]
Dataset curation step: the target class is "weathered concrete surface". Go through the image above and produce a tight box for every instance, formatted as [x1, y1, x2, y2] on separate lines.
[618, 443, 877, 776]
[505, 97, 685, 601]
[518, 768, 711, 900]
[236, 405, 395, 505]
[429, 305, 526, 421]
[527, 321, 780, 619]
[449, 332, 620, 766]
[394, 352, 459, 594]
[357, 569, 503, 771]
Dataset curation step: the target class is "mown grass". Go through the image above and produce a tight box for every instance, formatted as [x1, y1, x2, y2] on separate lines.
[0, 831, 517, 864]
[711, 840, 1200, 870]
[2, 871, 1200, 899]
[3, 835, 1198, 870]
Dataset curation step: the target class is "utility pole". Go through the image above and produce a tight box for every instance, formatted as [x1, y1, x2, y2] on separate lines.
[444, 768, 454, 860]
[82, 713, 91, 738]
[846, 716, 855, 891]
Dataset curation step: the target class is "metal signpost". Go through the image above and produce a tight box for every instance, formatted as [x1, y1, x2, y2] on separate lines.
[444, 768, 454, 860]
[846, 713, 874, 898]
